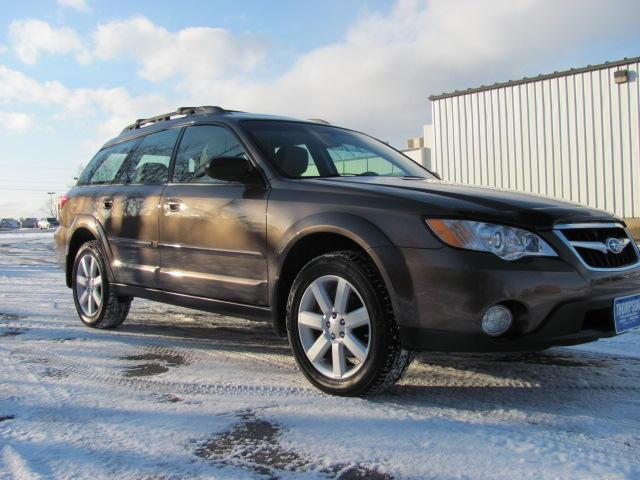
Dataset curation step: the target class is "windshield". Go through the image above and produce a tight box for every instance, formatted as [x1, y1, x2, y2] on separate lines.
[243, 120, 432, 179]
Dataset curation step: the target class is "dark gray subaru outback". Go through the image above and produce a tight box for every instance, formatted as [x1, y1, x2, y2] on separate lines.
[54, 106, 640, 395]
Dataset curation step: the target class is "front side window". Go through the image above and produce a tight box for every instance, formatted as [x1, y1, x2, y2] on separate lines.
[243, 120, 431, 179]
[119, 128, 180, 184]
[173, 125, 247, 183]
[78, 139, 139, 185]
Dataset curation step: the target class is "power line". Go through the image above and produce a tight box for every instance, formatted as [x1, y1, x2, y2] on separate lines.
[0, 164, 74, 171]
[0, 181, 72, 186]
[0, 187, 69, 192]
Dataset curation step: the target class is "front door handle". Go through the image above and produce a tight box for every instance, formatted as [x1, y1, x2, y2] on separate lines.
[102, 197, 113, 209]
[164, 198, 183, 213]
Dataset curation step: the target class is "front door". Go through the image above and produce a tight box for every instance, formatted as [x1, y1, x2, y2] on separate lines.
[105, 128, 180, 287]
[158, 125, 269, 305]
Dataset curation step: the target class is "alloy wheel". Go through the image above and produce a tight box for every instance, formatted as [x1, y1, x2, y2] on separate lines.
[75, 253, 103, 317]
[297, 275, 371, 379]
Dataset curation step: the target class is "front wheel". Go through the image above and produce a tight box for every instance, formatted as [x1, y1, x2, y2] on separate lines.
[287, 251, 413, 396]
[72, 241, 130, 329]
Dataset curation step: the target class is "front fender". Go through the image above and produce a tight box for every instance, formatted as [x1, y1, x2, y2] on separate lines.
[275, 212, 393, 264]
[270, 212, 416, 333]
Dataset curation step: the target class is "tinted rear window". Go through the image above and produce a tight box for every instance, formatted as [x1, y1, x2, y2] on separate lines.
[78, 139, 139, 185]
[117, 128, 180, 184]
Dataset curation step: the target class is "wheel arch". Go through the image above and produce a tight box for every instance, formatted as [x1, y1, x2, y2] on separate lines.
[65, 215, 115, 288]
[270, 213, 409, 337]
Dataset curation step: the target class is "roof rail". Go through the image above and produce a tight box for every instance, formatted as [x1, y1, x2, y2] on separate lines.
[308, 118, 331, 124]
[121, 106, 227, 134]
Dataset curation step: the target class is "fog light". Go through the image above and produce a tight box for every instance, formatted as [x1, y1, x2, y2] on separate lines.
[481, 305, 513, 336]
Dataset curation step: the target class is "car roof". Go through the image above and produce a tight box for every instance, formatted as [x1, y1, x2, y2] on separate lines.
[102, 108, 324, 149]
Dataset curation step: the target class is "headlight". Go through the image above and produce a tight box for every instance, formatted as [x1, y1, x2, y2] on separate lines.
[425, 219, 556, 261]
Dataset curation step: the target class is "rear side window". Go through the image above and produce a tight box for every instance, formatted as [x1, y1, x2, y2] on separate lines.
[118, 129, 180, 184]
[172, 125, 247, 183]
[78, 139, 139, 185]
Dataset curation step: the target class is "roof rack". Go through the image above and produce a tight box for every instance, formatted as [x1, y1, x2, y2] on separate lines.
[121, 106, 227, 134]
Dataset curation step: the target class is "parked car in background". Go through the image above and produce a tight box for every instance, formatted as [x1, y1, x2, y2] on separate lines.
[47, 217, 60, 228]
[21, 218, 38, 228]
[0, 218, 22, 229]
[54, 106, 640, 396]
[37, 218, 51, 229]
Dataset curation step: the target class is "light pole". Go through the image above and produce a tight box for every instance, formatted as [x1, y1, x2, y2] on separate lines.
[47, 192, 56, 218]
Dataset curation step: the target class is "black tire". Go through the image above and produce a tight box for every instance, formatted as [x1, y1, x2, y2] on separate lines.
[71, 240, 130, 329]
[286, 251, 413, 396]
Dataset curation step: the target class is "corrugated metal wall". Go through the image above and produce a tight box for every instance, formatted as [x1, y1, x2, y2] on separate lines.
[431, 61, 640, 219]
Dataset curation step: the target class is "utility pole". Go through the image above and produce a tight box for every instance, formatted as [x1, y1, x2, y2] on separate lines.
[47, 192, 56, 218]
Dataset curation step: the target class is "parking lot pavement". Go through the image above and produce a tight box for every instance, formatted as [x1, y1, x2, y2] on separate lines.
[1, 230, 639, 479]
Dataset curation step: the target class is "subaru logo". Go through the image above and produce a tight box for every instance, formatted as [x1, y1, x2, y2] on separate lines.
[605, 237, 626, 254]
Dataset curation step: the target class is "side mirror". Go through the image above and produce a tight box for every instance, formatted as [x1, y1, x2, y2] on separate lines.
[205, 157, 262, 185]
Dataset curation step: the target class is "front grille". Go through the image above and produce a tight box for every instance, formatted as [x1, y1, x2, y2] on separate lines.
[556, 224, 640, 270]
[561, 227, 628, 243]
[574, 243, 637, 268]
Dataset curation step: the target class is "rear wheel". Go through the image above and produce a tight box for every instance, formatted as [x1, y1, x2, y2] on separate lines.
[72, 241, 130, 329]
[287, 251, 413, 396]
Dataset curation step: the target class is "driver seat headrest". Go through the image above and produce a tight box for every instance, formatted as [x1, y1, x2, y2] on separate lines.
[274, 145, 308, 177]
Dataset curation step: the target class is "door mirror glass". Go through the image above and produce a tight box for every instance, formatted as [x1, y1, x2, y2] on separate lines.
[205, 156, 260, 185]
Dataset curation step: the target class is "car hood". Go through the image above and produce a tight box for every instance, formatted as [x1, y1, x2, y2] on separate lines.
[315, 176, 619, 229]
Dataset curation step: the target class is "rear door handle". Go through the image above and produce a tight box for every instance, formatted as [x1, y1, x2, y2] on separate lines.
[102, 197, 113, 209]
[164, 198, 183, 213]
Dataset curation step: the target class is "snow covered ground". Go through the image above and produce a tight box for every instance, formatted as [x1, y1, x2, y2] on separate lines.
[0, 230, 639, 479]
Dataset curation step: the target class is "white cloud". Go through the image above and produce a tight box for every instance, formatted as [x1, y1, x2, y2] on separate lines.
[0, 65, 68, 105]
[2, 0, 640, 146]
[178, 0, 640, 143]
[80, 16, 266, 83]
[8, 19, 83, 64]
[0, 65, 171, 140]
[0, 111, 35, 133]
[57, 0, 89, 11]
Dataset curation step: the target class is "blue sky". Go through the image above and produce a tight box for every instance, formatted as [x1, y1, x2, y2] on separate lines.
[0, 0, 393, 89]
[1, 0, 639, 217]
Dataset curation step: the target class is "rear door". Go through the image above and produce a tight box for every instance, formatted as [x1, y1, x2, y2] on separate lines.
[158, 124, 269, 305]
[105, 128, 181, 287]
[78, 137, 140, 278]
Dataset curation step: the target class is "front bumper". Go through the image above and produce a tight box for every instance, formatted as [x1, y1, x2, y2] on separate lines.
[375, 245, 640, 353]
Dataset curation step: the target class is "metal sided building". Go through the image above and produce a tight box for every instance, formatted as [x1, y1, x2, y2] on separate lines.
[428, 57, 640, 225]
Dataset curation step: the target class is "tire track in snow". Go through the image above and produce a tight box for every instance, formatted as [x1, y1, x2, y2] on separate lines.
[2, 445, 44, 480]
[1, 341, 318, 399]
[375, 393, 640, 461]
[6, 335, 640, 462]
[1, 349, 199, 479]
